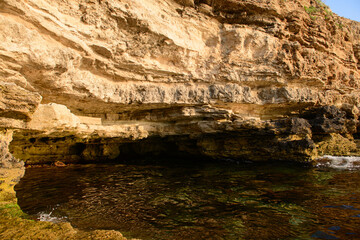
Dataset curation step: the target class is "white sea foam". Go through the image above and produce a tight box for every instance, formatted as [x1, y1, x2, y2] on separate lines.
[316, 155, 360, 170]
[37, 207, 67, 223]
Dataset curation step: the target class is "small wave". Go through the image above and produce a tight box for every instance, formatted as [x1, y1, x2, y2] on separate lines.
[37, 207, 67, 223]
[315, 155, 360, 170]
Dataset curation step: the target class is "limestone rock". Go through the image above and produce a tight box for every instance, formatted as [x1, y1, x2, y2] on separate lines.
[0, 0, 358, 164]
[174, 0, 195, 7]
[0, 82, 42, 121]
[0, 130, 23, 169]
[0, 130, 24, 202]
[27, 103, 81, 130]
[198, 3, 214, 16]
[0, 1, 359, 238]
[301, 106, 354, 134]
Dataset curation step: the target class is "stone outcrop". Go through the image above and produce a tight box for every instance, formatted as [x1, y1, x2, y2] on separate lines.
[0, 0, 359, 238]
[0, 72, 128, 240]
[0, 0, 359, 166]
[0, 130, 24, 203]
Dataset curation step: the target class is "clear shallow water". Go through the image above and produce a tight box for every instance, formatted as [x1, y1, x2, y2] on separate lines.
[15, 161, 360, 240]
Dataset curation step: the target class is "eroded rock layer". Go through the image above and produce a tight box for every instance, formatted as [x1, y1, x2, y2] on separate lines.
[0, 0, 360, 165]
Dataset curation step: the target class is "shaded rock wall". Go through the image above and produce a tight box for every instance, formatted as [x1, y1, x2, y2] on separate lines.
[0, 130, 24, 203]
[0, 0, 359, 165]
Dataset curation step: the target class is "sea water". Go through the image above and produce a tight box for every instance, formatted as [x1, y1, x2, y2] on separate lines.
[15, 160, 360, 240]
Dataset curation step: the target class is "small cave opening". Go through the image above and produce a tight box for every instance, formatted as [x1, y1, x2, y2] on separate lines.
[9, 135, 210, 166]
[69, 143, 87, 156]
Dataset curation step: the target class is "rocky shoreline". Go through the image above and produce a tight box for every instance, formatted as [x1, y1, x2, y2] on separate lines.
[0, 0, 360, 238]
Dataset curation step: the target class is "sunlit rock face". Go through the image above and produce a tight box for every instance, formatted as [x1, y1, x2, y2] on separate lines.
[0, 0, 359, 164]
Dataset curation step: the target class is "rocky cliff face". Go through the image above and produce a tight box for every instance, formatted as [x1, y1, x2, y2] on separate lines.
[1, 0, 360, 165]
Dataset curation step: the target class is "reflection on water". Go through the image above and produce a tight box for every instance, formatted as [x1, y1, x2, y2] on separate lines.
[15, 161, 360, 240]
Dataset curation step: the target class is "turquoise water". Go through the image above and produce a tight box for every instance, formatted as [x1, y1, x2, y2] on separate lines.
[15, 161, 360, 240]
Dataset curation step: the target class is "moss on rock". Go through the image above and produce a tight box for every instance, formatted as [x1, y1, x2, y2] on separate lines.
[316, 133, 357, 156]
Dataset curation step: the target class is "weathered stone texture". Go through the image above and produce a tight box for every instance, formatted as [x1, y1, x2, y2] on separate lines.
[0, 130, 24, 203]
[0, 82, 42, 120]
[0, 0, 359, 164]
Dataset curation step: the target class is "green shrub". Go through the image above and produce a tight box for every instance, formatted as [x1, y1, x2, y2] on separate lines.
[336, 22, 343, 29]
[304, 0, 333, 22]
[304, 6, 318, 14]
